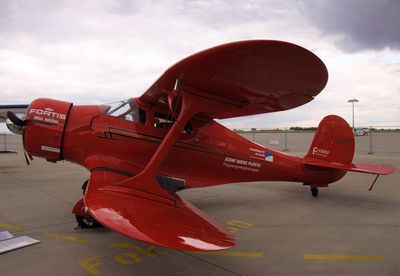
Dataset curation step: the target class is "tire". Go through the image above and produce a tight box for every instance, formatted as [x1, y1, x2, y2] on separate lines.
[311, 187, 319, 197]
[75, 214, 102, 228]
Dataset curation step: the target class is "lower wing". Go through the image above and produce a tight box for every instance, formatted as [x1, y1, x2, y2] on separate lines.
[83, 169, 235, 251]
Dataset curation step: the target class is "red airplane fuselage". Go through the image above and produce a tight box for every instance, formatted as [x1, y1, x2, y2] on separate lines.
[23, 97, 345, 191]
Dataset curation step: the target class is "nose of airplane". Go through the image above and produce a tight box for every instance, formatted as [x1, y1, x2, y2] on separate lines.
[9, 98, 73, 162]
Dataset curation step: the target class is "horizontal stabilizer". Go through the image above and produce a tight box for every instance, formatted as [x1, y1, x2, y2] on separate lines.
[85, 185, 235, 251]
[304, 158, 395, 175]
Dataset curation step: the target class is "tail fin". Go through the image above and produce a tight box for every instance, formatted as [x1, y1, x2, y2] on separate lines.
[305, 115, 354, 164]
[304, 115, 395, 176]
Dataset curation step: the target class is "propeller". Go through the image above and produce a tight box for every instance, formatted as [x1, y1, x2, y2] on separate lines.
[6, 111, 25, 135]
[6, 111, 32, 165]
[7, 111, 26, 126]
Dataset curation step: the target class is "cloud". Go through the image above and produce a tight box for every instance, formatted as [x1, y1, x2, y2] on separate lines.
[0, 0, 399, 132]
[0, 0, 317, 103]
[223, 47, 400, 129]
[298, 0, 400, 52]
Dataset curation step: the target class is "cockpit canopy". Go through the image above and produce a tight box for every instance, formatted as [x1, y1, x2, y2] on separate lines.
[102, 98, 193, 134]
[104, 98, 146, 124]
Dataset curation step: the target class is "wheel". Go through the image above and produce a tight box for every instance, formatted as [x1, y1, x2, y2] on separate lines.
[81, 179, 89, 195]
[311, 187, 319, 197]
[75, 214, 102, 228]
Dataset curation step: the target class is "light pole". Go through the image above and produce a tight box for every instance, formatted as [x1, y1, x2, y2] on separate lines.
[347, 98, 359, 133]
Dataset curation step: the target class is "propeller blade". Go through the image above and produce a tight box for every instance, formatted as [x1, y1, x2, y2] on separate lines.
[7, 111, 25, 126]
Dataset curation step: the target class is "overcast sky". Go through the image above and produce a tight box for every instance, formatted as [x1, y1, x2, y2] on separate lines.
[0, 0, 399, 130]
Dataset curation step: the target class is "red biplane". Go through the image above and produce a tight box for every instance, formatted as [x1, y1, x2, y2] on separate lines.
[3, 40, 395, 251]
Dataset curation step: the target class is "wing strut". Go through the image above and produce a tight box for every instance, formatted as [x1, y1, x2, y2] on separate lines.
[99, 85, 232, 204]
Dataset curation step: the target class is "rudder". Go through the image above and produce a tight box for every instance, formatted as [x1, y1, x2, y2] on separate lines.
[306, 115, 354, 164]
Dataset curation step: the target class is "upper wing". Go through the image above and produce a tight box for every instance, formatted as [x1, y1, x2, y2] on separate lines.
[0, 104, 29, 123]
[83, 168, 234, 251]
[139, 40, 328, 119]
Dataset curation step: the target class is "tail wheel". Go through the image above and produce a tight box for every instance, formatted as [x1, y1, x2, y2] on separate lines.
[75, 214, 102, 228]
[311, 187, 319, 197]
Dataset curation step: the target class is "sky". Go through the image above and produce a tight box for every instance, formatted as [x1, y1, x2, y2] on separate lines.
[0, 0, 399, 131]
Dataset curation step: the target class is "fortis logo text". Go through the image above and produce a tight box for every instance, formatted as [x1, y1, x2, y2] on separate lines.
[29, 108, 67, 120]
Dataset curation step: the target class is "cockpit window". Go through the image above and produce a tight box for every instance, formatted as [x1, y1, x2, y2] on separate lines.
[106, 99, 133, 117]
[153, 112, 194, 134]
[105, 99, 146, 125]
[153, 112, 174, 129]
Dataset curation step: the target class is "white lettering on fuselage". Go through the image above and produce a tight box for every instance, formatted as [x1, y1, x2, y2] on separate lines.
[29, 108, 66, 124]
[41, 145, 60, 153]
[223, 157, 262, 173]
[249, 147, 266, 159]
[29, 108, 66, 120]
[312, 147, 330, 157]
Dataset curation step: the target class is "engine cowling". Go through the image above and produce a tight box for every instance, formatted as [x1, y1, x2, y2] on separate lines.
[24, 98, 72, 162]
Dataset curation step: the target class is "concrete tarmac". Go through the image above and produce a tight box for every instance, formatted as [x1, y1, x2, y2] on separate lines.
[0, 135, 399, 275]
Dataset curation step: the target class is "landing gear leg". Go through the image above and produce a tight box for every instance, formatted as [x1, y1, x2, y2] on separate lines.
[75, 179, 102, 228]
[81, 179, 88, 195]
[311, 187, 319, 197]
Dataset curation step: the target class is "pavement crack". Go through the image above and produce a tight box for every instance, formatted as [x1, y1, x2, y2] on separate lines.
[178, 250, 243, 276]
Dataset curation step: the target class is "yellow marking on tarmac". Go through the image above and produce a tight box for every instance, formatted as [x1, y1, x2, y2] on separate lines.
[226, 226, 239, 233]
[79, 256, 104, 275]
[42, 232, 90, 244]
[115, 252, 142, 265]
[226, 220, 254, 229]
[304, 254, 384, 261]
[189, 251, 263, 258]
[112, 242, 162, 257]
[226, 220, 254, 233]
[0, 222, 22, 231]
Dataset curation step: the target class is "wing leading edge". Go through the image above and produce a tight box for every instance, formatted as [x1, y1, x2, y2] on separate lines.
[139, 40, 328, 119]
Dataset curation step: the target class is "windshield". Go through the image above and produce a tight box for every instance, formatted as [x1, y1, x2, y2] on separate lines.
[106, 99, 135, 117]
[104, 98, 146, 124]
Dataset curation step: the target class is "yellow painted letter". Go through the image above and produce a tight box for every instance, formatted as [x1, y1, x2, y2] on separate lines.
[115, 253, 141, 265]
[79, 256, 103, 275]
